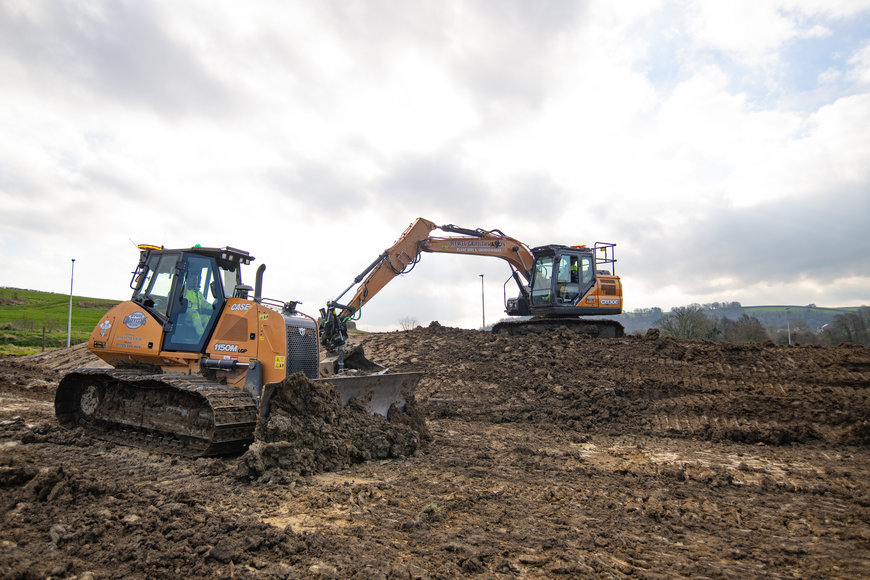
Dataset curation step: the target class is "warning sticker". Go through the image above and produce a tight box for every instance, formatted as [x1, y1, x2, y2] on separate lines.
[275, 356, 285, 370]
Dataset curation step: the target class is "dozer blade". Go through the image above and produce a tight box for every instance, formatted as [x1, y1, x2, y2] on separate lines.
[259, 372, 422, 419]
[320, 372, 422, 416]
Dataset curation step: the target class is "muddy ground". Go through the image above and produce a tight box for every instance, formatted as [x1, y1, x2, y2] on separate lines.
[1, 326, 868, 578]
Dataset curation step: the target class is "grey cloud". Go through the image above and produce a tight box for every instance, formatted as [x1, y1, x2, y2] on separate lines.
[316, 0, 587, 111]
[377, 152, 491, 220]
[264, 159, 369, 217]
[0, 2, 235, 118]
[622, 187, 870, 293]
[449, 1, 589, 110]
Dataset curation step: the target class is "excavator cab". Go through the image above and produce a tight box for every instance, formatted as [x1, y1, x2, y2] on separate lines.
[525, 243, 621, 317]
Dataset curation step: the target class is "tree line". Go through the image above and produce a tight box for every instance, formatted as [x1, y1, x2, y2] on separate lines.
[650, 305, 870, 346]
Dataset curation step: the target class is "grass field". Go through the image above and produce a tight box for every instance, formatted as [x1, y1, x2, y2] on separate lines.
[0, 287, 119, 355]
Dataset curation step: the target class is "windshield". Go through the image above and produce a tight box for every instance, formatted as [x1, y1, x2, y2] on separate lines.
[132, 252, 179, 318]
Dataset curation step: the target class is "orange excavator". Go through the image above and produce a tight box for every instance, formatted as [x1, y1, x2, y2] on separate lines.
[55, 245, 421, 456]
[320, 217, 624, 355]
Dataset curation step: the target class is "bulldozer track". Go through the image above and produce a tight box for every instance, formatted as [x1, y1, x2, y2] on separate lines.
[55, 368, 257, 457]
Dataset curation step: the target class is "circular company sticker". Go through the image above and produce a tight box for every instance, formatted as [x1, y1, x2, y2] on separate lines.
[123, 312, 147, 329]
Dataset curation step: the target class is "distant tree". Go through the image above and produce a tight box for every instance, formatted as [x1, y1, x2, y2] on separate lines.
[822, 307, 870, 345]
[399, 316, 418, 331]
[656, 305, 716, 339]
[632, 307, 663, 317]
[719, 314, 769, 343]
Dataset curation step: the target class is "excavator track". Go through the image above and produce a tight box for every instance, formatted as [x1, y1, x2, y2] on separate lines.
[55, 368, 258, 457]
[491, 318, 625, 338]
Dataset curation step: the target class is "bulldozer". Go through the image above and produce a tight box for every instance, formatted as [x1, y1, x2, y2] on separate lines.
[320, 217, 624, 353]
[55, 244, 421, 457]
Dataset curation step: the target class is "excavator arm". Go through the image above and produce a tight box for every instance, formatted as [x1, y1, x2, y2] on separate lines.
[320, 217, 535, 350]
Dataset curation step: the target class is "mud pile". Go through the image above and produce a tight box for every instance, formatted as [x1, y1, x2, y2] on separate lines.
[2, 327, 870, 578]
[238, 372, 428, 481]
[361, 323, 870, 447]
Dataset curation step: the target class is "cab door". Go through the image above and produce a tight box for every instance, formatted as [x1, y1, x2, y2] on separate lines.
[163, 254, 225, 352]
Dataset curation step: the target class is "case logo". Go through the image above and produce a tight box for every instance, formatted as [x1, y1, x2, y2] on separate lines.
[123, 312, 146, 329]
[230, 303, 251, 311]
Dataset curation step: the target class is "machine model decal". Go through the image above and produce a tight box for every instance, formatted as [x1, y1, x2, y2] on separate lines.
[123, 312, 146, 329]
[214, 343, 239, 352]
[601, 299, 620, 305]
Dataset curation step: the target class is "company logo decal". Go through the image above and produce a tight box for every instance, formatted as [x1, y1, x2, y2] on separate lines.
[230, 303, 251, 311]
[99, 320, 112, 336]
[123, 312, 146, 329]
[601, 299, 620, 305]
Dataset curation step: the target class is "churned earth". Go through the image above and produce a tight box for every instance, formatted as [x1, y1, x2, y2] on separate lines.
[1, 326, 869, 579]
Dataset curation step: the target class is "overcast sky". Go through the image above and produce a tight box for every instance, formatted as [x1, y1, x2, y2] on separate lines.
[2, 1, 869, 330]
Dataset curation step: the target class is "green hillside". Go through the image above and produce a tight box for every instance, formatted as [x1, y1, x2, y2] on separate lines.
[0, 287, 120, 355]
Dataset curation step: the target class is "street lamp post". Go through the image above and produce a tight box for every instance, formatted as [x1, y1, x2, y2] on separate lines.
[67, 259, 75, 348]
[479, 274, 485, 330]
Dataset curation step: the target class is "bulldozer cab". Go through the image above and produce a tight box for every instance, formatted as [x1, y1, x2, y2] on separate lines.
[130, 246, 252, 352]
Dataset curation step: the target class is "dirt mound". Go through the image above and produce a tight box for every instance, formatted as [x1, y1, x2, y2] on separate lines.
[2, 328, 870, 578]
[237, 372, 428, 481]
[361, 325, 870, 447]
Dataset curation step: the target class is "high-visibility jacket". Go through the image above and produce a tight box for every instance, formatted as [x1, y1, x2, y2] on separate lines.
[185, 288, 210, 333]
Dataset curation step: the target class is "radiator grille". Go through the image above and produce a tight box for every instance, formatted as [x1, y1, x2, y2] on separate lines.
[286, 324, 319, 379]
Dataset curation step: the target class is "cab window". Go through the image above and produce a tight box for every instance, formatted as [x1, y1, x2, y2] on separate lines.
[133, 252, 178, 318]
[530, 257, 554, 305]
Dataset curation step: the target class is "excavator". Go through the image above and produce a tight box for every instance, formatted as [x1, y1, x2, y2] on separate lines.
[320, 217, 624, 354]
[54, 244, 421, 457]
